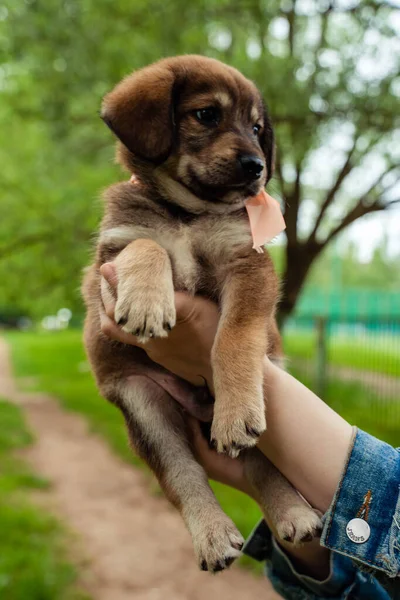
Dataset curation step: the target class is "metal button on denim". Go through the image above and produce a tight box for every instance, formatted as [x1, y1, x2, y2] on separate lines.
[346, 518, 371, 544]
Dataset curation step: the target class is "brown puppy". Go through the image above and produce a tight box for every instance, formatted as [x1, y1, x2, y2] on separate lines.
[82, 55, 321, 573]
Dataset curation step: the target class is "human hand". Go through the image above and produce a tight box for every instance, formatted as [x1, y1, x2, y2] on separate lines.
[100, 262, 219, 390]
[188, 417, 253, 496]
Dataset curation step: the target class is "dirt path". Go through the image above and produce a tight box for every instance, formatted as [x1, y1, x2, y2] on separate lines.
[0, 339, 280, 600]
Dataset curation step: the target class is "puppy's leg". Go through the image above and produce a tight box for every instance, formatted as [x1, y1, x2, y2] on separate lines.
[112, 239, 176, 343]
[108, 376, 244, 572]
[211, 257, 277, 456]
[243, 449, 322, 545]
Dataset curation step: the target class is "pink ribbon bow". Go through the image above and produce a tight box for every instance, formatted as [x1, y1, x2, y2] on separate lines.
[245, 190, 286, 253]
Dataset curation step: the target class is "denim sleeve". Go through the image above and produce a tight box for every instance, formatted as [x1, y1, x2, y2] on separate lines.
[243, 429, 400, 599]
[244, 519, 391, 599]
[321, 428, 400, 594]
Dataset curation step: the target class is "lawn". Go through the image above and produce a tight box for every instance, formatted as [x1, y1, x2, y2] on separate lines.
[0, 399, 88, 600]
[284, 328, 400, 378]
[4, 329, 400, 574]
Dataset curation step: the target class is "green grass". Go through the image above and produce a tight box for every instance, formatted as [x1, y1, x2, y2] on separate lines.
[284, 329, 400, 377]
[4, 329, 400, 574]
[0, 399, 88, 600]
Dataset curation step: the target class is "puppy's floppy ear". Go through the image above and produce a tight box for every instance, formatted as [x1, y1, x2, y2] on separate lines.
[101, 62, 182, 163]
[260, 104, 275, 183]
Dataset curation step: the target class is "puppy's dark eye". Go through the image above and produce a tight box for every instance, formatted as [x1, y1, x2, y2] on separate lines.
[194, 107, 220, 126]
[253, 124, 261, 135]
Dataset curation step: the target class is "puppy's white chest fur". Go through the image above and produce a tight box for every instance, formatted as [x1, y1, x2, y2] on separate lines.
[101, 215, 252, 293]
[162, 225, 198, 293]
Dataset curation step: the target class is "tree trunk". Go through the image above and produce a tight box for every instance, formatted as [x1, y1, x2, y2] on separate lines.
[278, 242, 321, 327]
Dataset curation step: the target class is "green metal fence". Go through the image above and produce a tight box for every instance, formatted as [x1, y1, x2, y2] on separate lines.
[283, 288, 400, 437]
[294, 288, 400, 321]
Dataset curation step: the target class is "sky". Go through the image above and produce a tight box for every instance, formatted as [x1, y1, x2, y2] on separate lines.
[345, 207, 400, 262]
[271, 0, 400, 263]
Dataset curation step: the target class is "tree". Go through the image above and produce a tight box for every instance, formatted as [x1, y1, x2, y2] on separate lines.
[1, 0, 399, 319]
[265, 1, 400, 319]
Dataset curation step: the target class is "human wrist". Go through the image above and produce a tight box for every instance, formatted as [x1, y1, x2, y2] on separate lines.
[275, 535, 331, 581]
[257, 359, 352, 512]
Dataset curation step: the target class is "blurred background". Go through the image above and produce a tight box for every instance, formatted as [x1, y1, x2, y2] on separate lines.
[0, 0, 399, 598]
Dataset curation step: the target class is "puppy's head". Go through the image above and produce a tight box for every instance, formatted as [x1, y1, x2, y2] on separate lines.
[102, 55, 274, 211]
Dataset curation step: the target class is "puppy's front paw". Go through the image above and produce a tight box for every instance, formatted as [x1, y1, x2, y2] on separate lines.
[275, 506, 323, 545]
[210, 390, 266, 458]
[114, 277, 176, 343]
[193, 517, 244, 573]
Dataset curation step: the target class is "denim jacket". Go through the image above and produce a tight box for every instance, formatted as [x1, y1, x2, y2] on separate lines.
[244, 429, 400, 599]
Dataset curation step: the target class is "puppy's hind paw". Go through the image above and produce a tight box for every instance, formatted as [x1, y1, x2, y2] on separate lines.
[194, 518, 244, 574]
[276, 506, 322, 546]
[210, 401, 266, 458]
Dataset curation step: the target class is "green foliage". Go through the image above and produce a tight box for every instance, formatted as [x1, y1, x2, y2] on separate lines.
[0, 400, 88, 600]
[272, 241, 400, 293]
[307, 241, 400, 292]
[0, 0, 399, 318]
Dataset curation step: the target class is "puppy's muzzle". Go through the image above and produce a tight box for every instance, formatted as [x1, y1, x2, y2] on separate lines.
[239, 155, 264, 181]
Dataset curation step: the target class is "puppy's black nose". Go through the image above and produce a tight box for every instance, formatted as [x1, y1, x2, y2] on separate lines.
[239, 155, 264, 181]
